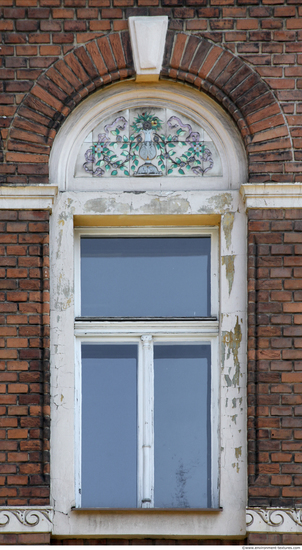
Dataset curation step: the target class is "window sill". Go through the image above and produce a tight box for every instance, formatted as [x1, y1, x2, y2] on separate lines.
[71, 508, 223, 514]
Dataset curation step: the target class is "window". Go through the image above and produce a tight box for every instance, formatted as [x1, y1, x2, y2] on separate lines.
[50, 82, 247, 537]
[74, 226, 219, 509]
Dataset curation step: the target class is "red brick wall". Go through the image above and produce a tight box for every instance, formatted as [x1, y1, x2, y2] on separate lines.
[0, 210, 50, 506]
[248, 533, 302, 545]
[0, 533, 50, 545]
[248, 208, 302, 508]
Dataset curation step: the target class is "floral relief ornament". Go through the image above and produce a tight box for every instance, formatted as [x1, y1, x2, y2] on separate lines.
[246, 508, 302, 529]
[0, 508, 53, 528]
[82, 109, 215, 177]
[83, 115, 130, 177]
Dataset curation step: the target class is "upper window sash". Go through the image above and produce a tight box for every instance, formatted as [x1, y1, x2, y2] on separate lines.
[74, 226, 219, 320]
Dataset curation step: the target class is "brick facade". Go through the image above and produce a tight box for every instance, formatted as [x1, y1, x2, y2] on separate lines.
[248, 209, 302, 508]
[0, 210, 50, 506]
[1, 0, 302, 545]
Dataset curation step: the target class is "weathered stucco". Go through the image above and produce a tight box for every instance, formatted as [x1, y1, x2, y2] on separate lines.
[222, 316, 243, 388]
[49, 188, 247, 538]
[222, 212, 235, 251]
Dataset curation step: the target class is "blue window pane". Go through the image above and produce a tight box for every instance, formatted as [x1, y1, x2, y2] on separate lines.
[154, 344, 211, 508]
[81, 344, 137, 508]
[81, 237, 211, 318]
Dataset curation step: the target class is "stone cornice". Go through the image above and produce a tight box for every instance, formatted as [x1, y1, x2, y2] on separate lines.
[240, 183, 302, 209]
[247, 508, 302, 533]
[0, 185, 58, 210]
[0, 507, 53, 533]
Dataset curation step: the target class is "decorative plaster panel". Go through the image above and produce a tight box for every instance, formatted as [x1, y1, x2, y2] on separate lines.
[76, 107, 221, 179]
[0, 507, 53, 533]
[246, 508, 302, 534]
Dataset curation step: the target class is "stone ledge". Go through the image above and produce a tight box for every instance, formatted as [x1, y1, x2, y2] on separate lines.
[247, 508, 302, 533]
[240, 183, 302, 209]
[0, 185, 58, 211]
[0, 507, 53, 533]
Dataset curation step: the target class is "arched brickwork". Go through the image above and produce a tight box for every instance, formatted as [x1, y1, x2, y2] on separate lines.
[5, 30, 292, 184]
[5, 31, 134, 184]
[161, 31, 293, 184]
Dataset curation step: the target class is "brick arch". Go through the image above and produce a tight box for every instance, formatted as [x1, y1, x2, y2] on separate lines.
[161, 31, 293, 183]
[6, 31, 134, 184]
[6, 30, 292, 184]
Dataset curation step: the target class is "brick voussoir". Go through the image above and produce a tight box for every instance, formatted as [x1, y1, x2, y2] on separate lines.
[31, 84, 64, 113]
[5, 31, 293, 185]
[120, 31, 134, 70]
[189, 40, 213, 76]
[17, 106, 53, 129]
[46, 66, 76, 97]
[65, 51, 91, 87]
[109, 34, 127, 71]
[55, 59, 83, 91]
[37, 74, 69, 104]
[74, 46, 100, 81]
[179, 34, 201, 72]
[24, 95, 57, 120]
[198, 45, 224, 80]
[207, 50, 233, 85]
[215, 57, 245, 89]
[170, 33, 188, 70]
[96, 36, 118, 73]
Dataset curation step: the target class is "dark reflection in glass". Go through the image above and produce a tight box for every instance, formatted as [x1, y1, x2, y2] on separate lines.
[81, 237, 211, 318]
[154, 344, 211, 508]
[81, 344, 137, 508]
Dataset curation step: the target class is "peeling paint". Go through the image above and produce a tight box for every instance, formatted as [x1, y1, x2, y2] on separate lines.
[235, 447, 242, 460]
[204, 193, 233, 212]
[84, 197, 130, 214]
[232, 397, 243, 408]
[56, 228, 63, 259]
[222, 212, 234, 250]
[144, 197, 190, 215]
[55, 272, 72, 311]
[232, 462, 240, 474]
[231, 414, 237, 424]
[222, 316, 242, 387]
[60, 200, 75, 220]
[222, 255, 235, 295]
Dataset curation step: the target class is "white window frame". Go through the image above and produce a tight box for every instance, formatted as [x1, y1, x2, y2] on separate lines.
[49, 80, 247, 538]
[74, 226, 219, 510]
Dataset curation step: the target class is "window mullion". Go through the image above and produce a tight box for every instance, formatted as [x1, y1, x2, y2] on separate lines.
[140, 334, 154, 508]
